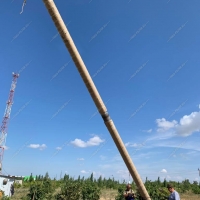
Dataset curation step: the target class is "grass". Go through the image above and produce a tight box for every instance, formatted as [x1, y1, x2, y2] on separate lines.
[180, 191, 200, 200]
[10, 187, 28, 200]
[100, 188, 118, 200]
[11, 188, 118, 200]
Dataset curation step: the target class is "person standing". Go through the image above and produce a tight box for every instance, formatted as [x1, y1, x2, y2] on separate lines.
[123, 183, 135, 200]
[10, 184, 14, 196]
[167, 184, 180, 200]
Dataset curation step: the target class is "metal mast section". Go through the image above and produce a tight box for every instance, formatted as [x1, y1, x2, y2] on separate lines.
[0, 73, 19, 172]
[43, 1, 151, 199]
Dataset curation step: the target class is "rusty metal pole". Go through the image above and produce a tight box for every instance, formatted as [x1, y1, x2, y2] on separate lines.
[42, 0, 151, 199]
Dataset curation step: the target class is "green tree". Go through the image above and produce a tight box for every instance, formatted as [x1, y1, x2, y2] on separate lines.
[157, 177, 161, 185]
[82, 181, 100, 200]
[90, 173, 94, 182]
[44, 172, 49, 180]
[97, 175, 103, 188]
[54, 180, 81, 200]
[29, 173, 34, 182]
[163, 178, 167, 187]
[77, 175, 80, 182]
[193, 181, 198, 185]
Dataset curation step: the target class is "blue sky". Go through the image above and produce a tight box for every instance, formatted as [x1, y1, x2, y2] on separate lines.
[0, 0, 200, 183]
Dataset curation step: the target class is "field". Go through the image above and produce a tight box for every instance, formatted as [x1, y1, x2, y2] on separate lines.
[5, 174, 200, 200]
[9, 188, 200, 200]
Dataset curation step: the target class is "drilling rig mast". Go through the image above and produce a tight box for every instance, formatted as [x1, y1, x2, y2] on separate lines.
[0, 73, 19, 173]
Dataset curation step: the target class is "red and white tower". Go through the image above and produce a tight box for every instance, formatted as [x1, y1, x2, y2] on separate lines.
[0, 73, 19, 173]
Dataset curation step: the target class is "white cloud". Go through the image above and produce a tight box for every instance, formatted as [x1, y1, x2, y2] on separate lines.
[156, 118, 177, 132]
[100, 155, 106, 160]
[166, 175, 171, 179]
[77, 158, 84, 161]
[142, 129, 152, 133]
[117, 169, 129, 174]
[28, 144, 47, 150]
[156, 111, 200, 136]
[80, 170, 89, 174]
[148, 139, 200, 152]
[176, 112, 200, 136]
[161, 169, 167, 173]
[125, 142, 145, 148]
[112, 154, 123, 162]
[28, 144, 39, 148]
[99, 164, 111, 169]
[71, 136, 104, 148]
[56, 147, 62, 150]
[116, 170, 129, 179]
[92, 171, 105, 178]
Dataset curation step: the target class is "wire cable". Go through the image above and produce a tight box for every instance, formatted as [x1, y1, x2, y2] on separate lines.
[20, 0, 26, 14]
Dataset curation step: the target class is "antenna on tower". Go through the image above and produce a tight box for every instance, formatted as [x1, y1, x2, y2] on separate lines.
[0, 72, 19, 173]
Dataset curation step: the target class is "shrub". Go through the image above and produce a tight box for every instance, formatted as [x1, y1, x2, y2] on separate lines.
[115, 186, 125, 200]
[54, 181, 81, 200]
[82, 181, 100, 200]
[26, 179, 53, 200]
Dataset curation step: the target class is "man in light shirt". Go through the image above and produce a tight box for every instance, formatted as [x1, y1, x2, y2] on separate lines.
[123, 183, 135, 200]
[167, 184, 180, 200]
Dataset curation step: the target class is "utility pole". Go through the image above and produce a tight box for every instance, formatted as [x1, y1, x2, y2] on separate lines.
[42, 1, 151, 199]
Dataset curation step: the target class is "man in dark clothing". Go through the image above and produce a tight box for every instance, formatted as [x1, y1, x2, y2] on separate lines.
[10, 184, 14, 196]
[123, 183, 135, 200]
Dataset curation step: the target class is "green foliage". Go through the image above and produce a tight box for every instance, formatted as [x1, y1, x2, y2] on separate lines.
[89, 173, 94, 182]
[54, 180, 81, 200]
[26, 179, 53, 200]
[82, 181, 100, 200]
[115, 186, 125, 200]
[1, 196, 10, 200]
[44, 172, 50, 181]
[14, 182, 21, 189]
[54, 175, 101, 200]
[142, 180, 169, 199]
[20, 173, 200, 200]
[29, 173, 34, 182]
[192, 184, 200, 194]
[163, 178, 167, 187]
[27, 183, 46, 200]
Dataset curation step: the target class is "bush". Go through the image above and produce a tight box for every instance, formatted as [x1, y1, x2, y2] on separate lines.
[115, 186, 125, 200]
[54, 181, 81, 200]
[26, 183, 46, 200]
[192, 186, 200, 194]
[14, 183, 21, 189]
[82, 181, 100, 200]
[26, 179, 53, 200]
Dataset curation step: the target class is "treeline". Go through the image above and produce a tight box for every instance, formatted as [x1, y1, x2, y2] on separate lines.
[137, 177, 200, 200]
[12, 172, 200, 200]
[17, 172, 121, 200]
